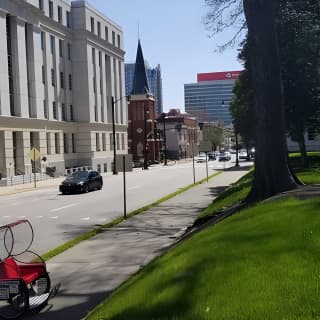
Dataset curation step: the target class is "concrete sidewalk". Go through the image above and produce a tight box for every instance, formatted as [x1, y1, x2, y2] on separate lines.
[26, 167, 249, 320]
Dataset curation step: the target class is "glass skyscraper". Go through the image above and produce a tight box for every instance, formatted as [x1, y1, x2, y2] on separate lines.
[184, 71, 241, 125]
[125, 62, 163, 116]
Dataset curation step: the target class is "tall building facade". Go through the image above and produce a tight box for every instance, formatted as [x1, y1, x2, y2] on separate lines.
[0, 0, 127, 178]
[125, 62, 163, 116]
[184, 71, 241, 125]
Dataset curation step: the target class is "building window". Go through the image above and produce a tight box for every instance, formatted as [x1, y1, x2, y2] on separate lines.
[60, 71, 64, 89]
[59, 39, 63, 57]
[67, 43, 71, 60]
[63, 133, 68, 153]
[117, 34, 121, 48]
[42, 65, 45, 84]
[66, 11, 71, 28]
[39, 0, 43, 10]
[52, 101, 57, 119]
[97, 164, 101, 173]
[68, 74, 72, 90]
[70, 104, 74, 121]
[41, 31, 45, 50]
[97, 21, 101, 37]
[121, 133, 125, 150]
[55, 132, 60, 154]
[92, 47, 95, 64]
[112, 31, 115, 45]
[62, 103, 66, 120]
[98, 51, 102, 66]
[94, 105, 98, 121]
[46, 132, 51, 154]
[50, 35, 55, 54]
[102, 133, 106, 151]
[105, 26, 108, 41]
[49, 0, 53, 18]
[96, 133, 100, 151]
[71, 133, 76, 153]
[116, 133, 120, 150]
[90, 17, 94, 33]
[110, 133, 113, 151]
[51, 68, 55, 86]
[103, 163, 107, 172]
[58, 6, 62, 23]
[43, 100, 48, 119]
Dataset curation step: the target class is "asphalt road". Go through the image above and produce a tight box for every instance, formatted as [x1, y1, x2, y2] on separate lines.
[0, 158, 244, 255]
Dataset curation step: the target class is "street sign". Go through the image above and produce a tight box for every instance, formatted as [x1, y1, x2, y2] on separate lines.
[27, 147, 41, 161]
[199, 141, 212, 152]
[116, 154, 133, 172]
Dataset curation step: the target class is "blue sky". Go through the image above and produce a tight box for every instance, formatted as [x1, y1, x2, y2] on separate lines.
[88, 0, 244, 111]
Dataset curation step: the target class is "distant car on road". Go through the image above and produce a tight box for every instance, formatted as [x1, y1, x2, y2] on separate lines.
[218, 152, 231, 161]
[59, 170, 103, 194]
[239, 151, 248, 160]
[196, 154, 207, 163]
[207, 152, 216, 160]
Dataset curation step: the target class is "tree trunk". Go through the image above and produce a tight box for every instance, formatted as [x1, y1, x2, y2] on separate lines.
[243, 0, 298, 202]
[297, 130, 308, 168]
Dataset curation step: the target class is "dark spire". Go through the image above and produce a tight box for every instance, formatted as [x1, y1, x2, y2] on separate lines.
[131, 40, 150, 95]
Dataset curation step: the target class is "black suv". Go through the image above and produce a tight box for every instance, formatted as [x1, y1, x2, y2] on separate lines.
[59, 170, 103, 194]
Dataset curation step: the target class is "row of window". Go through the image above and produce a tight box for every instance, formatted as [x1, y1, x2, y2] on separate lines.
[41, 32, 72, 60]
[43, 101, 74, 121]
[39, 0, 71, 28]
[90, 16, 121, 48]
[96, 132, 126, 152]
[46, 132, 75, 154]
[42, 67, 72, 90]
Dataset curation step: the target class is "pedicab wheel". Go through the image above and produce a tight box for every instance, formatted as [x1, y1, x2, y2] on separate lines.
[0, 285, 29, 319]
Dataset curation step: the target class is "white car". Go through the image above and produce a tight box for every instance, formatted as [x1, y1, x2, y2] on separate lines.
[196, 154, 207, 163]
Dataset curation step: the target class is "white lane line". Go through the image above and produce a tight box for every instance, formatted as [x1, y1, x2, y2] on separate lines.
[50, 203, 77, 212]
[18, 216, 27, 218]
[3, 216, 11, 218]
[49, 216, 59, 219]
[80, 217, 90, 221]
[128, 186, 139, 190]
[35, 216, 44, 218]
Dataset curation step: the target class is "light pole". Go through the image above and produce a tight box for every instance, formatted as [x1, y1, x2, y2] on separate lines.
[143, 104, 149, 170]
[111, 95, 129, 175]
[235, 132, 240, 167]
[163, 117, 167, 165]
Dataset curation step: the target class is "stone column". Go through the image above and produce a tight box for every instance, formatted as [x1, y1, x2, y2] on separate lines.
[0, 131, 14, 177]
[0, 10, 10, 116]
[26, 24, 44, 119]
[11, 16, 29, 117]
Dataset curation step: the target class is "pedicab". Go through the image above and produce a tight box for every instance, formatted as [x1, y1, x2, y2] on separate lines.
[0, 220, 58, 319]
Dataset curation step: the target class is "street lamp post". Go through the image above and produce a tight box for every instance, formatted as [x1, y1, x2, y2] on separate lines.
[143, 104, 149, 170]
[235, 132, 240, 167]
[111, 95, 129, 175]
[163, 117, 167, 165]
[111, 96, 118, 175]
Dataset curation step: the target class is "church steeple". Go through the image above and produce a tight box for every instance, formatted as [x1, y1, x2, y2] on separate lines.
[131, 40, 150, 95]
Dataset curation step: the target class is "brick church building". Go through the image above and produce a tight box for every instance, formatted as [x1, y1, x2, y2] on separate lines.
[127, 41, 161, 168]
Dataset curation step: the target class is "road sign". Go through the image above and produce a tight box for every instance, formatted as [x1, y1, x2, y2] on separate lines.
[27, 147, 41, 161]
[116, 154, 133, 172]
[199, 141, 212, 152]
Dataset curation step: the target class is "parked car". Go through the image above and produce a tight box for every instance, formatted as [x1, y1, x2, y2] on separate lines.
[207, 152, 216, 160]
[196, 154, 207, 163]
[218, 152, 231, 161]
[239, 151, 248, 160]
[59, 170, 103, 194]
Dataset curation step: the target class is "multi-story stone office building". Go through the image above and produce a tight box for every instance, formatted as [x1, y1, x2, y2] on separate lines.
[0, 0, 127, 178]
[184, 71, 241, 125]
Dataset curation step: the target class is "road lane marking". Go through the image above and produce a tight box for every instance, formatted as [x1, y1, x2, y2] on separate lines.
[80, 217, 90, 221]
[3, 216, 10, 218]
[35, 216, 43, 218]
[49, 216, 59, 219]
[50, 203, 77, 212]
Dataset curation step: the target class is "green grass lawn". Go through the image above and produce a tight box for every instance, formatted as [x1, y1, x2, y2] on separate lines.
[87, 196, 320, 320]
[86, 153, 320, 320]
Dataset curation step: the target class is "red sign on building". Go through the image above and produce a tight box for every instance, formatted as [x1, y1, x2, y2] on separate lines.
[197, 71, 241, 82]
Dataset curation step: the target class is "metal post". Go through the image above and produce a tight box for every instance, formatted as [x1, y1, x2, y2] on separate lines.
[143, 104, 148, 170]
[33, 149, 36, 188]
[163, 118, 167, 166]
[123, 155, 127, 219]
[235, 133, 240, 167]
[192, 140, 195, 184]
[111, 96, 117, 175]
[205, 151, 208, 182]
